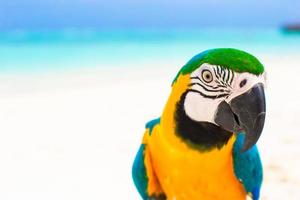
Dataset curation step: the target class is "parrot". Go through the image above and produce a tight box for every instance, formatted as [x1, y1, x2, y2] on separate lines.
[132, 48, 266, 200]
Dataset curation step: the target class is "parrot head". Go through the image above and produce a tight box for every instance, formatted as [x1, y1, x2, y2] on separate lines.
[170, 48, 266, 152]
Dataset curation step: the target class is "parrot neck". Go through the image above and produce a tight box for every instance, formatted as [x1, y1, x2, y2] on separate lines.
[174, 91, 233, 152]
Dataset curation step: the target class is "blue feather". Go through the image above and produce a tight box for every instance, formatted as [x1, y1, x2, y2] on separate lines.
[251, 186, 261, 200]
[132, 144, 148, 199]
[233, 134, 263, 200]
[145, 118, 160, 135]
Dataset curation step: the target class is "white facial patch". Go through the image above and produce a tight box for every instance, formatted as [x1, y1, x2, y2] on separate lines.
[184, 92, 222, 123]
[183, 63, 266, 124]
[225, 71, 266, 102]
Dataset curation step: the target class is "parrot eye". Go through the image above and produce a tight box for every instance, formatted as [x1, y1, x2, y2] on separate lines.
[239, 79, 247, 88]
[201, 70, 213, 83]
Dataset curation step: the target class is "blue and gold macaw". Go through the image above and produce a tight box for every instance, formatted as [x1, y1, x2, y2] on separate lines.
[132, 48, 266, 200]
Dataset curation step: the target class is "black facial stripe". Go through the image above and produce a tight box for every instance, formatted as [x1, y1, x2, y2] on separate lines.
[187, 89, 230, 99]
[203, 81, 227, 89]
[216, 84, 228, 88]
[222, 68, 227, 82]
[213, 67, 220, 79]
[229, 70, 234, 85]
[190, 76, 228, 89]
[217, 66, 222, 78]
[216, 66, 219, 76]
[188, 83, 229, 93]
[190, 77, 222, 89]
[221, 67, 226, 80]
[225, 69, 231, 85]
[225, 69, 230, 84]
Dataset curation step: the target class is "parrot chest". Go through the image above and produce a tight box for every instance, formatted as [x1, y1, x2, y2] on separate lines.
[148, 130, 246, 200]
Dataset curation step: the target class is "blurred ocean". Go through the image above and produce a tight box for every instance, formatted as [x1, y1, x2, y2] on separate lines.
[0, 28, 299, 73]
[0, 28, 300, 200]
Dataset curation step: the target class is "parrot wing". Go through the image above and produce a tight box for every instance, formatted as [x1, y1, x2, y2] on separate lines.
[233, 134, 263, 200]
[132, 118, 166, 200]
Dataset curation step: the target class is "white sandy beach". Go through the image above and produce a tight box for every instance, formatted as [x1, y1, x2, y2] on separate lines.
[0, 54, 299, 199]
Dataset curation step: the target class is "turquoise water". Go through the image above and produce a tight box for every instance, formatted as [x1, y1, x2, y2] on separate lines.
[0, 29, 299, 73]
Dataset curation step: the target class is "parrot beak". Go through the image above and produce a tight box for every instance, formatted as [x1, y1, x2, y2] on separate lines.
[215, 83, 266, 152]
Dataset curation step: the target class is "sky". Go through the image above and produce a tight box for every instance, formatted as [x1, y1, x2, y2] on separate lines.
[0, 0, 299, 30]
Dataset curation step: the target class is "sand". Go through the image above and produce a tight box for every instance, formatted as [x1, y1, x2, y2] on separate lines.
[0, 54, 299, 199]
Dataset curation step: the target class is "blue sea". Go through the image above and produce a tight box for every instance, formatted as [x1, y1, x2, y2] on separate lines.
[0, 28, 299, 74]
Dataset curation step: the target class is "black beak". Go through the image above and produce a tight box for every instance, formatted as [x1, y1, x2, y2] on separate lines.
[215, 83, 266, 152]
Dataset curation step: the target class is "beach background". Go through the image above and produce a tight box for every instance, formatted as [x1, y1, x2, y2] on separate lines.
[0, 1, 300, 200]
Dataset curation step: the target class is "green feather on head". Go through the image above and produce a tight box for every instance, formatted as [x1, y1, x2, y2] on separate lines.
[173, 48, 264, 84]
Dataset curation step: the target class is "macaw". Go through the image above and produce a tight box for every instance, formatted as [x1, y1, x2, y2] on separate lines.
[132, 48, 266, 200]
